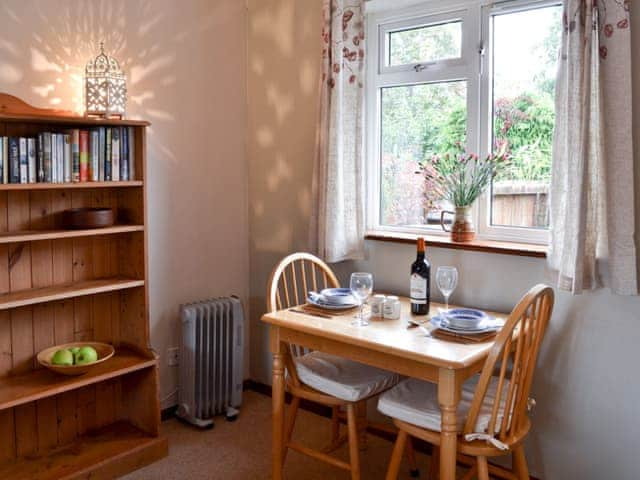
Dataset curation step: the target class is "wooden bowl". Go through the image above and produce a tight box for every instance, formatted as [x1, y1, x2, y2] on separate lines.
[62, 208, 114, 229]
[37, 342, 115, 376]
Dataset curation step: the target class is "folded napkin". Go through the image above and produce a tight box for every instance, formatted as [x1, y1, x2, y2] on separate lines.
[432, 328, 498, 344]
[300, 303, 364, 317]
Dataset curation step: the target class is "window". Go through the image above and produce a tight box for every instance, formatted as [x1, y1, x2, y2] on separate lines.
[387, 20, 463, 66]
[367, 1, 562, 244]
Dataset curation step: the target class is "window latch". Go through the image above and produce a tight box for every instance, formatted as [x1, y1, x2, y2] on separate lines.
[413, 64, 427, 73]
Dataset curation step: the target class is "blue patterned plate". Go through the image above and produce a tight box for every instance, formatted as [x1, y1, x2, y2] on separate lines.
[430, 314, 505, 335]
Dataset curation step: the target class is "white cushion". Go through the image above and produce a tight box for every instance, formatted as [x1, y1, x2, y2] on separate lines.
[294, 351, 399, 402]
[377, 375, 509, 433]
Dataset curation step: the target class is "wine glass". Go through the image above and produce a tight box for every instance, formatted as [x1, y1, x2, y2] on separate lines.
[350, 272, 373, 327]
[436, 266, 458, 313]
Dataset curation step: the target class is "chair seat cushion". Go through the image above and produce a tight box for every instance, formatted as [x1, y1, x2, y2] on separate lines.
[377, 375, 509, 433]
[294, 351, 399, 402]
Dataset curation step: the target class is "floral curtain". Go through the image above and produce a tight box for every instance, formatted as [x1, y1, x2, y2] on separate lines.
[548, 0, 637, 294]
[310, 0, 366, 263]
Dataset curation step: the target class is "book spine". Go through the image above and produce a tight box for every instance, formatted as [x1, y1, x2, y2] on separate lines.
[105, 128, 112, 181]
[2, 137, 7, 184]
[91, 130, 100, 181]
[98, 128, 105, 181]
[19, 138, 28, 184]
[37, 133, 45, 182]
[121, 127, 129, 181]
[111, 127, 120, 182]
[64, 135, 72, 183]
[79, 130, 89, 182]
[9, 138, 19, 184]
[71, 129, 80, 182]
[128, 127, 135, 181]
[27, 138, 36, 183]
[43, 132, 52, 183]
[57, 135, 64, 183]
[51, 133, 58, 182]
[0, 137, 4, 184]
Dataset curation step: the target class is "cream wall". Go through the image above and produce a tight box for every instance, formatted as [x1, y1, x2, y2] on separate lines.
[247, 0, 322, 383]
[0, 0, 249, 409]
[248, 1, 640, 479]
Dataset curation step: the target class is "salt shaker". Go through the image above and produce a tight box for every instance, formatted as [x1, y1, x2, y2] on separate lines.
[383, 295, 401, 320]
[370, 294, 386, 318]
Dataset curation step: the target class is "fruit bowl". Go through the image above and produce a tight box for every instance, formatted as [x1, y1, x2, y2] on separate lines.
[37, 342, 115, 376]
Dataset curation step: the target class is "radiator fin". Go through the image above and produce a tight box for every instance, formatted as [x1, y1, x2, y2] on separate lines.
[177, 297, 244, 428]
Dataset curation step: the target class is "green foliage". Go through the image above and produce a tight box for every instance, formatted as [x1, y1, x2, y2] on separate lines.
[493, 93, 555, 182]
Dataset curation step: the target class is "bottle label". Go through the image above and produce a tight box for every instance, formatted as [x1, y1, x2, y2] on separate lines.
[410, 273, 427, 304]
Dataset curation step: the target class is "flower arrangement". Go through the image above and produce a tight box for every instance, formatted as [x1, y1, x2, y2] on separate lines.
[416, 144, 510, 209]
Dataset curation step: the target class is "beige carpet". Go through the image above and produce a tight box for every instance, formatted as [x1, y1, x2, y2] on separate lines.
[123, 390, 433, 479]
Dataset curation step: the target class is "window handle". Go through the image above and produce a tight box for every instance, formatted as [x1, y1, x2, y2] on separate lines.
[413, 64, 427, 72]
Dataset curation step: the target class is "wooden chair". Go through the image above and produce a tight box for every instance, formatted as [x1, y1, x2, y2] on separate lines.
[380, 284, 554, 480]
[267, 252, 415, 479]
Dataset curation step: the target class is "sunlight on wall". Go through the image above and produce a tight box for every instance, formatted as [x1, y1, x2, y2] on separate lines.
[0, 0, 250, 410]
[250, 0, 295, 57]
[0, 0, 176, 130]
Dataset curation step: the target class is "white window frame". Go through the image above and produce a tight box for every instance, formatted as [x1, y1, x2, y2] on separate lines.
[366, 0, 560, 245]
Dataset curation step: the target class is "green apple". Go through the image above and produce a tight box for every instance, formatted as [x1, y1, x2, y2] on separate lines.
[51, 349, 74, 366]
[70, 347, 81, 355]
[74, 346, 98, 365]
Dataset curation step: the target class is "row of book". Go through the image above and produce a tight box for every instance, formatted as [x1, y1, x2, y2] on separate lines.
[0, 126, 136, 184]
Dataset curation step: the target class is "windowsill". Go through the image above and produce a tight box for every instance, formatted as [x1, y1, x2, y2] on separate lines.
[365, 231, 548, 258]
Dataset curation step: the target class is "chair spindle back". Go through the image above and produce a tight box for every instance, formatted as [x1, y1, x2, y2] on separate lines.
[267, 252, 340, 360]
[463, 284, 554, 445]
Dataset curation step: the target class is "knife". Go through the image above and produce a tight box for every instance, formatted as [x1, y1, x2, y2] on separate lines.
[289, 308, 333, 319]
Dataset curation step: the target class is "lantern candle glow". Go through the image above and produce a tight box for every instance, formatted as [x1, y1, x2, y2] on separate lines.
[84, 42, 126, 118]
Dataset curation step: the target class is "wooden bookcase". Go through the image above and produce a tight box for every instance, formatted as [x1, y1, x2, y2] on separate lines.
[0, 94, 167, 479]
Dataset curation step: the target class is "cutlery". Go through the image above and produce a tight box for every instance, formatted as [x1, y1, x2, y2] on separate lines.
[406, 318, 426, 329]
[419, 325, 438, 337]
[289, 308, 333, 319]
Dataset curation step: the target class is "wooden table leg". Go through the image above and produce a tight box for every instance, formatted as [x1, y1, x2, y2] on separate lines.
[438, 368, 461, 480]
[356, 401, 368, 451]
[271, 330, 286, 480]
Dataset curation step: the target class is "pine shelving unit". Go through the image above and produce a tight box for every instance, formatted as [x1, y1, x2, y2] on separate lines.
[0, 94, 167, 479]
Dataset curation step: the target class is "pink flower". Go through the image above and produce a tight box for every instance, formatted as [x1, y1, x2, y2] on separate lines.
[599, 45, 608, 59]
[604, 24, 614, 37]
[617, 19, 629, 29]
[349, 74, 356, 84]
[342, 10, 354, 30]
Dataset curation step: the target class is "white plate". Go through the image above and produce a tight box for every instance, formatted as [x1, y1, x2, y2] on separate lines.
[319, 288, 357, 305]
[430, 315, 505, 335]
[306, 296, 359, 310]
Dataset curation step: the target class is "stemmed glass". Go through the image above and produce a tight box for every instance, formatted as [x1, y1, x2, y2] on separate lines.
[436, 266, 458, 313]
[350, 272, 373, 327]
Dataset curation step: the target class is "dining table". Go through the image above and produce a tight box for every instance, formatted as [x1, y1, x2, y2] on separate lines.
[261, 296, 507, 480]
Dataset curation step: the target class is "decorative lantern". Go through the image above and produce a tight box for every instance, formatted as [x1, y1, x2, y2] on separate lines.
[85, 42, 126, 118]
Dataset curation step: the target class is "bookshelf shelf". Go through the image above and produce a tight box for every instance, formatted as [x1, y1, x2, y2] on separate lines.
[0, 93, 165, 478]
[0, 347, 155, 411]
[0, 181, 143, 191]
[0, 278, 144, 310]
[0, 225, 144, 244]
[0, 422, 166, 480]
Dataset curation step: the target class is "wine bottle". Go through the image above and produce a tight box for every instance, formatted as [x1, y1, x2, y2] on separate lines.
[410, 237, 431, 315]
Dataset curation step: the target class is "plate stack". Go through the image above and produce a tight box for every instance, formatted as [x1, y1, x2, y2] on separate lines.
[307, 288, 359, 311]
[430, 308, 505, 340]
